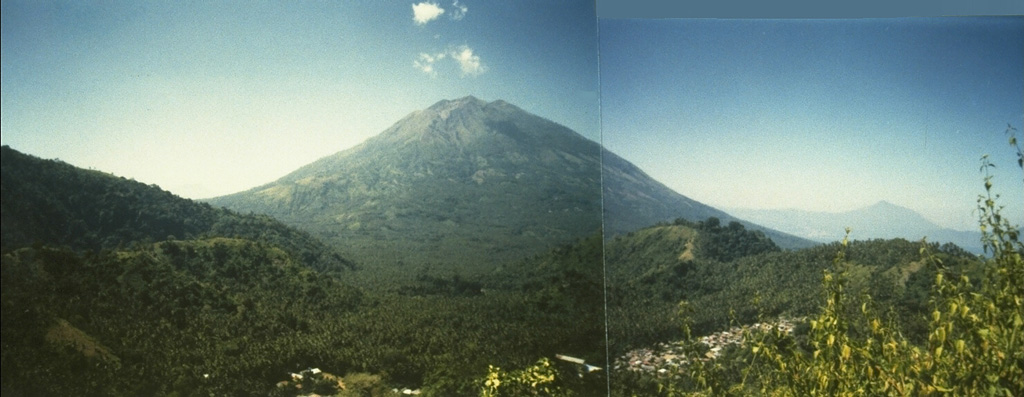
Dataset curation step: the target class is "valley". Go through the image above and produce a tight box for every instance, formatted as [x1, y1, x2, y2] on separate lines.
[4, 4, 1021, 396]
[1, 98, 1019, 396]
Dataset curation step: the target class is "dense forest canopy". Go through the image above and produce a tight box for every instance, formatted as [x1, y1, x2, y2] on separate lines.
[0, 146, 607, 396]
[3, 131, 1020, 396]
[1, 146, 354, 273]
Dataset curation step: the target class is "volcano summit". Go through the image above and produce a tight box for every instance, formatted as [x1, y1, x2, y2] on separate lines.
[209, 97, 604, 268]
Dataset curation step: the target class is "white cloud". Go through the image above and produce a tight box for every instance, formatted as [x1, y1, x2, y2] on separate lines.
[450, 1, 467, 21]
[413, 45, 486, 78]
[412, 2, 445, 25]
[413, 52, 446, 77]
[449, 45, 485, 76]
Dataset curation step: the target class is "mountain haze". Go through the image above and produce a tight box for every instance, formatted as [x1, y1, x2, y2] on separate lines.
[601, 150, 815, 250]
[209, 97, 603, 268]
[728, 201, 983, 253]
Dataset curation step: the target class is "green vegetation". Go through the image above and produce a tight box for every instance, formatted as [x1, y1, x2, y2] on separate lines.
[4, 125, 1019, 396]
[1, 239, 364, 395]
[603, 215, 977, 363]
[0, 146, 354, 273]
[612, 128, 1023, 396]
[1, 146, 607, 396]
[480, 358, 570, 397]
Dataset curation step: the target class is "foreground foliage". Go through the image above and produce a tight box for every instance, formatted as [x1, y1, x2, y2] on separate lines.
[481, 358, 567, 397]
[643, 131, 1024, 396]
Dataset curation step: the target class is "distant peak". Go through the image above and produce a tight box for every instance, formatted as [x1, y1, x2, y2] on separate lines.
[855, 201, 926, 219]
[869, 200, 903, 209]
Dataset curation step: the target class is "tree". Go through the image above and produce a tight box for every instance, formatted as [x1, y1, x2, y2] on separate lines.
[649, 126, 1024, 396]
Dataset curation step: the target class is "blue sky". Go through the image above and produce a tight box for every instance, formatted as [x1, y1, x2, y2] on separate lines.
[1, 0, 599, 199]
[3, 1, 1022, 233]
[600, 18, 1024, 231]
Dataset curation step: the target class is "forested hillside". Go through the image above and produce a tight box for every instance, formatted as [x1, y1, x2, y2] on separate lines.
[604, 218, 981, 359]
[4, 139, 1015, 396]
[1, 239, 365, 395]
[1, 233, 608, 396]
[596, 136, 1023, 396]
[0, 146, 608, 396]
[1, 146, 353, 273]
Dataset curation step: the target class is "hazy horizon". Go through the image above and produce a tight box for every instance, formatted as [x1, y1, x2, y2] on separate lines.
[4, 5, 1023, 233]
[600, 18, 1024, 231]
[1, 1, 600, 199]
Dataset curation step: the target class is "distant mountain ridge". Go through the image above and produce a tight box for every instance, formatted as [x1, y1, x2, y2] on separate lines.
[728, 201, 983, 253]
[601, 149, 815, 250]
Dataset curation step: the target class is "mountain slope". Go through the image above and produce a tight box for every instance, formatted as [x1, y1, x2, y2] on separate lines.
[0, 145, 354, 272]
[209, 96, 604, 268]
[209, 96, 810, 271]
[728, 201, 983, 253]
[0, 146, 374, 395]
[601, 149, 815, 250]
